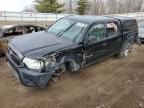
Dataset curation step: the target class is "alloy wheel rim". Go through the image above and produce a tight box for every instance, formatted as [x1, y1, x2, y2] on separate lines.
[124, 47, 129, 57]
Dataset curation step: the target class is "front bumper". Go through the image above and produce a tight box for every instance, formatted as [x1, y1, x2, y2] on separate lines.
[6, 54, 55, 87]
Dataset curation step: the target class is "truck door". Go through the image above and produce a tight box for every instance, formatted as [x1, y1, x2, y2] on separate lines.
[106, 21, 122, 54]
[84, 22, 111, 64]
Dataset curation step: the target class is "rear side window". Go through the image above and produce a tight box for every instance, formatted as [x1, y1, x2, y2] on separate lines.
[106, 22, 120, 37]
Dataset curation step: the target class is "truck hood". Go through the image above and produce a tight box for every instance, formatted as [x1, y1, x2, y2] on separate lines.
[10, 31, 74, 58]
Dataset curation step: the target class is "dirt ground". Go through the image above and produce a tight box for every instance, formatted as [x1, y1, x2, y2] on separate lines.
[0, 45, 144, 108]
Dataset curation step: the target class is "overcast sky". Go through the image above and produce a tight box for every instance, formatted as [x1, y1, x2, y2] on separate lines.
[0, 0, 34, 11]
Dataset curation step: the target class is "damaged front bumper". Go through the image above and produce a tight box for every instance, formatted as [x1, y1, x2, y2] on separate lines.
[6, 54, 56, 87]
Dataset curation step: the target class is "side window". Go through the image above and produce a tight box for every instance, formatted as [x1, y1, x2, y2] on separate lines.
[106, 22, 119, 37]
[36, 26, 45, 31]
[34, 26, 39, 32]
[40, 27, 45, 31]
[22, 27, 28, 34]
[4, 28, 15, 37]
[36, 26, 41, 32]
[87, 23, 105, 43]
[4, 27, 23, 37]
[25, 26, 36, 34]
[15, 26, 23, 35]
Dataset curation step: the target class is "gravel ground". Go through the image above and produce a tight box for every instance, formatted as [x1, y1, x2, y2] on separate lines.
[0, 45, 144, 108]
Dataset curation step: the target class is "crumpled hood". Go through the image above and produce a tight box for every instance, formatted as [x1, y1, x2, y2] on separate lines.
[10, 31, 74, 58]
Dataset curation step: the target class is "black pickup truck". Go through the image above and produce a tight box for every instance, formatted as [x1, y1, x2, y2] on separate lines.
[6, 15, 138, 87]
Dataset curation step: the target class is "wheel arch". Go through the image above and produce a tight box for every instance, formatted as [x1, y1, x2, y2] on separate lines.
[57, 53, 83, 72]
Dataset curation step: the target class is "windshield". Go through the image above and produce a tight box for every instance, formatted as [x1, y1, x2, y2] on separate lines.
[47, 19, 87, 41]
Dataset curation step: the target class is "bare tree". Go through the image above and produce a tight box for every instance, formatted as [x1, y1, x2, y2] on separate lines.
[22, 5, 36, 12]
[69, 0, 73, 14]
[58, 0, 144, 14]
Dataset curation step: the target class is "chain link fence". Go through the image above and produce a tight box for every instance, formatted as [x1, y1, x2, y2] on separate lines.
[0, 11, 68, 26]
[0, 11, 144, 26]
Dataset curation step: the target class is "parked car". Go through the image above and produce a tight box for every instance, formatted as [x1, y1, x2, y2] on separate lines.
[0, 24, 46, 56]
[7, 15, 138, 87]
[138, 21, 144, 43]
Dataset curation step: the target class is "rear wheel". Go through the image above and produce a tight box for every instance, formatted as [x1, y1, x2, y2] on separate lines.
[117, 42, 133, 58]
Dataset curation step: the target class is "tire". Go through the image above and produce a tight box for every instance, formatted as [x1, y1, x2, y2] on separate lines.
[117, 42, 132, 58]
[67, 60, 80, 72]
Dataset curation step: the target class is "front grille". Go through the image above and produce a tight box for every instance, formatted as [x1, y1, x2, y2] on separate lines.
[11, 54, 21, 65]
[8, 46, 21, 66]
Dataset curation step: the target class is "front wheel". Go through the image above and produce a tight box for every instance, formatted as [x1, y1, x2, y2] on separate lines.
[66, 60, 80, 72]
[117, 42, 133, 58]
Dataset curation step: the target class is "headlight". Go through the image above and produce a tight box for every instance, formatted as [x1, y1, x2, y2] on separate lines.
[23, 58, 44, 70]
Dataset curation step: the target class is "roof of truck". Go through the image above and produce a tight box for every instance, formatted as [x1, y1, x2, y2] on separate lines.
[105, 15, 135, 20]
[65, 15, 136, 24]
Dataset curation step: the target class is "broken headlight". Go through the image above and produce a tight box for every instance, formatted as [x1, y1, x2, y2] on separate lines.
[23, 58, 44, 70]
[44, 56, 56, 66]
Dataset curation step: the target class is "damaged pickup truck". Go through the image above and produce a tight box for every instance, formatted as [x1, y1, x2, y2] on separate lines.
[6, 15, 138, 87]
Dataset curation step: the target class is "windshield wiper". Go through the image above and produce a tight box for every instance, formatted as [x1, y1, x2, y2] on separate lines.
[56, 29, 65, 37]
[56, 23, 76, 37]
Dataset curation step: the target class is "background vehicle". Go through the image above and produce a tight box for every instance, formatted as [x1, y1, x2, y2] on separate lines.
[138, 21, 144, 43]
[7, 15, 138, 87]
[0, 24, 46, 56]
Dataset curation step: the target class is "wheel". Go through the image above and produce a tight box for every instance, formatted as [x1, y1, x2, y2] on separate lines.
[66, 60, 80, 72]
[117, 42, 132, 58]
